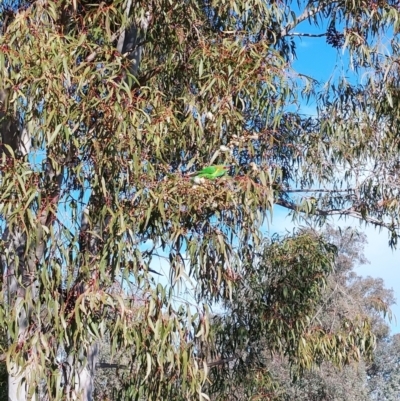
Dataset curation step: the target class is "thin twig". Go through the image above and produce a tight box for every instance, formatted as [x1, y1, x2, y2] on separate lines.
[285, 188, 351, 193]
[285, 32, 327, 38]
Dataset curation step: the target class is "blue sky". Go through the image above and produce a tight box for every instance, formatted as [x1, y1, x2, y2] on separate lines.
[281, 24, 400, 333]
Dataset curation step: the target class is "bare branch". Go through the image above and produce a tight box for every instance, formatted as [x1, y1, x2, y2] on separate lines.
[285, 32, 327, 38]
[276, 198, 397, 231]
[280, 2, 336, 37]
[96, 357, 237, 370]
[285, 188, 351, 194]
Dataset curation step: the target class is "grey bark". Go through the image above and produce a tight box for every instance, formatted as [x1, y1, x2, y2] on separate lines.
[2, 164, 62, 401]
[2, 229, 37, 401]
[0, 85, 35, 400]
[0, 89, 30, 157]
[63, 344, 99, 401]
[116, 1, 151, 84]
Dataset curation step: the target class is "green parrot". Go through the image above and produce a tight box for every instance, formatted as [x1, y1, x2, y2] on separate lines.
[191, 165, 230, 180]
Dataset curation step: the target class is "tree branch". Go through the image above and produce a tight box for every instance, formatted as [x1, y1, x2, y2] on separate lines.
[285, 188, 351, 194]
[285, 32, 327, 38]
[280, 2, 336, 37]
[276, 198, 397, 231]
[85, 32, 120, 63]
[96, 357, 237, 370]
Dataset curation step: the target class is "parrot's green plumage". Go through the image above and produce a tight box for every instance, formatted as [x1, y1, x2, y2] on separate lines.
[192, 165, 230, 180]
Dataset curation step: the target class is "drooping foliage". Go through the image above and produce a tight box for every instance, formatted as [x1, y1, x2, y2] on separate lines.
[213, 226, 394, 401]
[205, 228, 384, 400]
[0, 0, 399, 399]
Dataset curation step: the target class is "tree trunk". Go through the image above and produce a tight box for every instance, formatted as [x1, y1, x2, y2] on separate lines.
[64, 344, 98, 401]
[1, 161, 60, 401]
[3, 228, 37, 401]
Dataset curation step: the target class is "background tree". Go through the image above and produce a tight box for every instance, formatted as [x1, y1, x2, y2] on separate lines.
[264, 227, 395, 401]
[204, 226, 394, 400]
[0, 0, 400, 400]
[367, 333, 400, 401]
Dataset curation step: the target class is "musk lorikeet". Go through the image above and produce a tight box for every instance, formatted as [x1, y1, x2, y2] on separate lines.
[191, 165, 230, 180]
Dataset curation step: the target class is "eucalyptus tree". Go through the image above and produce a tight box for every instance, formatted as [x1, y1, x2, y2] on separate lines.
[0, 0, 400, 401]
[213, 226, 394, 401]
[367, 334, 400, 401]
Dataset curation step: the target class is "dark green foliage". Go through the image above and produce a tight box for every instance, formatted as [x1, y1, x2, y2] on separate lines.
[205, 229, 379, 400]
